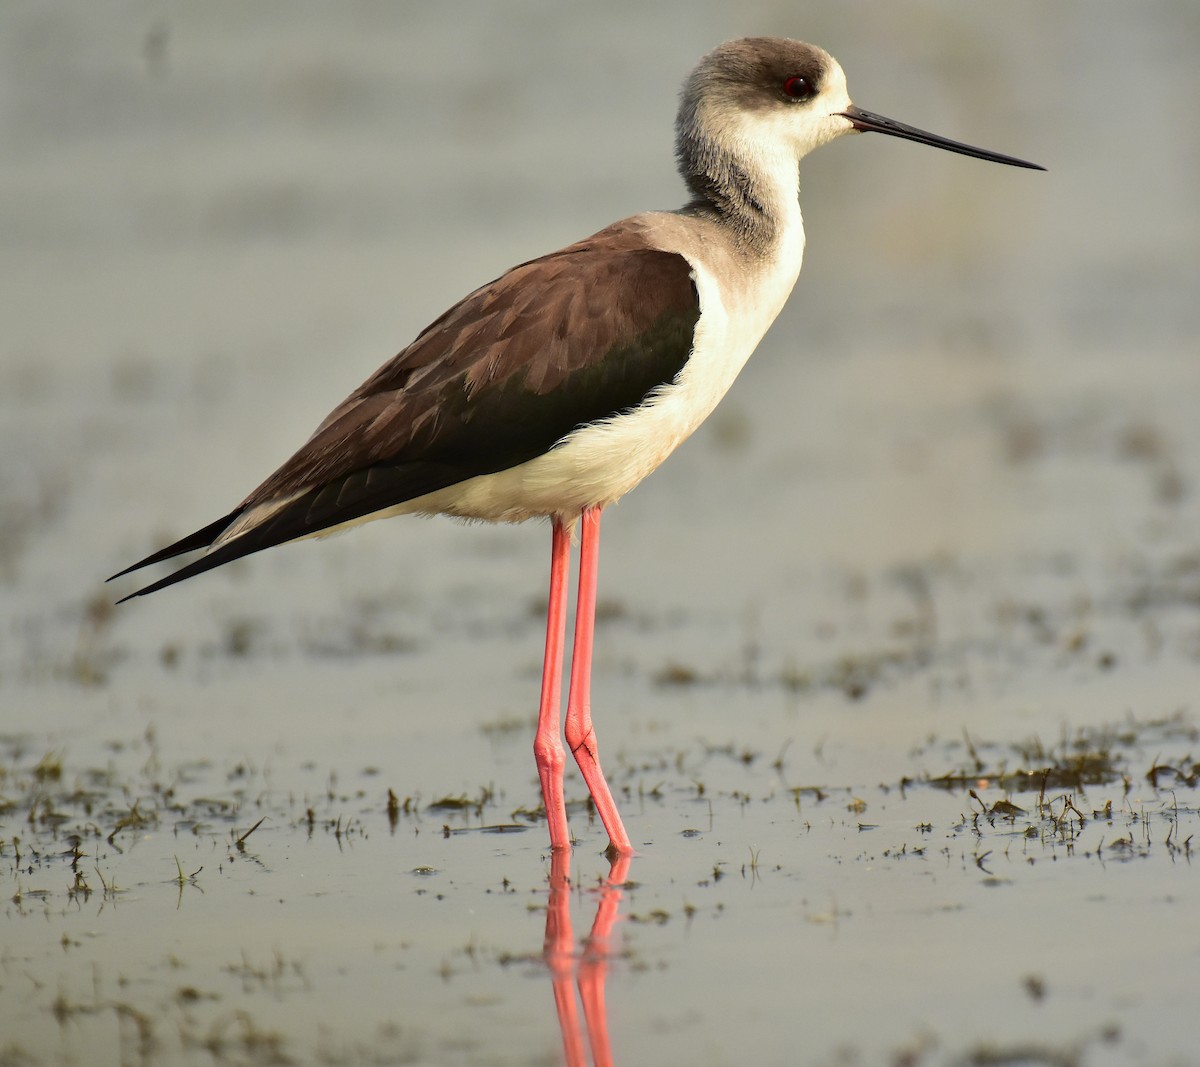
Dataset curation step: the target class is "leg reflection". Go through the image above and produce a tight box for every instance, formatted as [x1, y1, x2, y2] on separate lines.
[544, 851, 586, 1066]
[544, 851, 632, 1067]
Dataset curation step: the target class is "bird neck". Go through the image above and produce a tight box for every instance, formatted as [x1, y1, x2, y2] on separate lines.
[675, 109, 803, 258]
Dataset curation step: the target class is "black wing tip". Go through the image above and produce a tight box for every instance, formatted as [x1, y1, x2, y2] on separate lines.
[107, 561, 149, 584]
[112, 564, 204, 604]
[109, 558, 200, 604]
[109, 545, 231, 604]
[108, 510, 241, 592]
[107, 495, 321, 604]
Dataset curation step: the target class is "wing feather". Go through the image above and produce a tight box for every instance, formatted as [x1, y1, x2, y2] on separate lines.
[111, 219, 700, 597]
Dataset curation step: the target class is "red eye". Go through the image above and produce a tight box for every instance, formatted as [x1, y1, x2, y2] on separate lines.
[782, 75, 811, 100]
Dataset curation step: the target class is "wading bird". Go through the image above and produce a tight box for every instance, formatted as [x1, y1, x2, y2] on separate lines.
[111, 37, 1042, 856]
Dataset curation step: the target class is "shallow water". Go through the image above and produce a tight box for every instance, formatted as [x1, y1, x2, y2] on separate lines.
[3, 3, 1199, 1065]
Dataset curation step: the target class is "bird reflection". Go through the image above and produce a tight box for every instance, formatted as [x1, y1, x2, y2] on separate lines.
[543, 850, 631, 1066]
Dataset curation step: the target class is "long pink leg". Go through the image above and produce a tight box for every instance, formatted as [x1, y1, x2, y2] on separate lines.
[533, 518, 573, 851]
[564, 507, 633, 855]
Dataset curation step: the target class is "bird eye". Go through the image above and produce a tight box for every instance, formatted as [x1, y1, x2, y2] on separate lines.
[782, 75, 812, 100]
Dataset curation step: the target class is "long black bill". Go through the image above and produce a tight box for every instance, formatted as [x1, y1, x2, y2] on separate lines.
[838, 103, 1045, 170]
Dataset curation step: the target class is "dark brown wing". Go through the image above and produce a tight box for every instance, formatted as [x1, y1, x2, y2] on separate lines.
[111, 220, 700, 599]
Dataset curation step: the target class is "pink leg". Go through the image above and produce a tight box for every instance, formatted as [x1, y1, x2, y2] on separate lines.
[534, 518, 573, 851]
[564, 507, 633, 855]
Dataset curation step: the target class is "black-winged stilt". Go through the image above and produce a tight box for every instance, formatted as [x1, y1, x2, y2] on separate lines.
[111, 38, 1043, 856]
